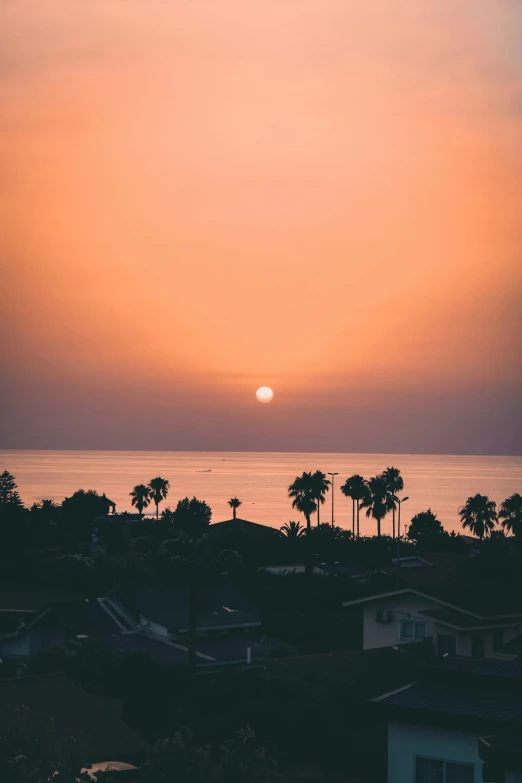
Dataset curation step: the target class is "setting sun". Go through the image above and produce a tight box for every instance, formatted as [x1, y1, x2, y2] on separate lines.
[256, 387, 274, 404]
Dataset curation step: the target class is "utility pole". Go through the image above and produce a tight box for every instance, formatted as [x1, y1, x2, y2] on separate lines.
[395, 495, 409, 587]
[328, 472, 339, 527]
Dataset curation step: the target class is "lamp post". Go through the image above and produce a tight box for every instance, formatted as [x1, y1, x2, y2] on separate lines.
[328, 472, 338, 527]
[395, 495, 409, 587]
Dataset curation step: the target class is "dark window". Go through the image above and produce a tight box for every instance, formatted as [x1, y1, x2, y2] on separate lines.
[415, 757, 473, 783]
[438, 634, 457, 656]
[401, 620, 427, 641]
[472, 634, 485, 658]
[416, 757, 444, 783]
[445, 761, 474, 783]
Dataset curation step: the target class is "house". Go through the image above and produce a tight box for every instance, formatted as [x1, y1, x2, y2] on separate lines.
[0, 582, 281, 670]
[115, 582, 274, 666]
[0, 598, 189, 669]
[260, 562, 378, 582]
[342, 588, 522, 659]
[0, 672, 147, 767]
[372, 655, 522, 782]
[209, 517, 280, 541]
[479, 733, 522, 782]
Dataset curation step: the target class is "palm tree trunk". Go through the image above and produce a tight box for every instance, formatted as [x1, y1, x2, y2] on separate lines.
[352, 498, 355, 537]
[233, 507, 236, 520]
[377, 517, 381, 537]
[317, 500, 320, 526]
[357, 502, 360, 538]
[156, 502, 159, 521]
[392, 507, 396, 539]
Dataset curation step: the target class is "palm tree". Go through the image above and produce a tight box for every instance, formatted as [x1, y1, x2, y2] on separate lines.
[382, 467, 403, 539]
[288, 472, 317, 532]
[148, 477, 170, 520]
[228, 497, 242, 520]
[130, 484, 151, 517]
[341, 475, 368, 537]
[459, 494, 497, 540]
[311, 471, 331, 526]
[499, 493, 522, 538]
[280, 521, 305, 539]
[360, 475, 389, 537]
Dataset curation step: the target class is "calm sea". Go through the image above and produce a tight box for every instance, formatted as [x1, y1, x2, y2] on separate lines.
[1, 450, 520, 536]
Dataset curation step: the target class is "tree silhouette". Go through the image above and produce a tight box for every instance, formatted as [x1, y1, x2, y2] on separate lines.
[288, 472, 317, 533]
[360, 475, 390, 537]
[228, 497, 242, 520]
[407, 509, 445, 547]
[382, 467, 403, 539]
[0, 470, 22, 507]
[310, 471, 330, 526]
[459, 494, 497, 540]
[167, 496, 212, 536]
[280, 521, 305, 539]
[148, 477, 170, 520]
[130, 484, 151, 517]
[341, 474, 368, 537]
[499, 493, 522, 538]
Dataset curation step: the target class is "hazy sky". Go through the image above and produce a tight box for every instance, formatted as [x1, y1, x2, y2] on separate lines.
[1, 0, 521, 454]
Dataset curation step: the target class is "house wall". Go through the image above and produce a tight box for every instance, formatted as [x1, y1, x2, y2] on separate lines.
[361, 597, 520, 660]
[362, 595, 449, 650]
[387, 720, 482, 783]
[0, 633, 31, 658]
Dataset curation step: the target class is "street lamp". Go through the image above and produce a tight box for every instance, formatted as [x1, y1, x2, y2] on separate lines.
[395, 495, 409, 585]
[328, 472, 339, 527]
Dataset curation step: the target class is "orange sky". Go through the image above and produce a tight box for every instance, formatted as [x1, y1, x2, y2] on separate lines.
[1, 0, 521, 453]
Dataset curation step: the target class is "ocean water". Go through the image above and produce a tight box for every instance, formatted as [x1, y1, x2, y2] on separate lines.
[1, 450, 520, 536]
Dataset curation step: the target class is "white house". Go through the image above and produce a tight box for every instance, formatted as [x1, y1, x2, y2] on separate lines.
[372, 657, 522, 783]
[342, 588, 522, 659]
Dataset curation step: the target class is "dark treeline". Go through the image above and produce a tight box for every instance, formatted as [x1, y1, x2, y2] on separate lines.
[0, 468, 521, 594]
[0, 467, 521, 781]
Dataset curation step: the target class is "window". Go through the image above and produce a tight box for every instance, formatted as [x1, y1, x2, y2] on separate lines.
[401, 620, 427, 641]
[438, 634, 457, 656]
[415, 757, 474, 783]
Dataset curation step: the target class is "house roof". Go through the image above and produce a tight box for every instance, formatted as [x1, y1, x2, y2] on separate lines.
[118, 582, 261, 631]
[0, 673, 147, 763]
[209, 518, 279, 537]
[419, 608, 522, 631]
[95, 632, 192, 665]
[42, 600, 123, 638]
[0, 587, 83, 613]
[421, 656, 522, 681]
[373, 681, 522, 726]
[342, 587, 522, 621]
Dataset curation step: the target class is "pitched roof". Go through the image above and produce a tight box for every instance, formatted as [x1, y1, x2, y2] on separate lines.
[342, 587, 522, 621]
[118, 582, 261, 631]
[0, 673, 147, 763]
[95, 633, 191, 665]
[209, 518, 279, 537]
[419, 608, 521, 631]
[373, 681, 522, 726]
[44, 600, 123, 637]
[0, 587, 83, 613]
[421, 656, 522, 682]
